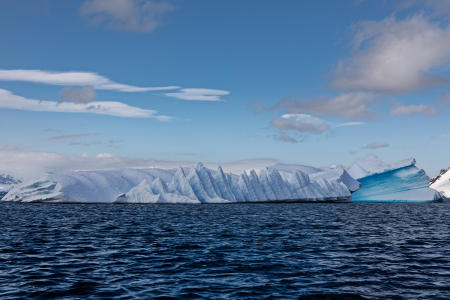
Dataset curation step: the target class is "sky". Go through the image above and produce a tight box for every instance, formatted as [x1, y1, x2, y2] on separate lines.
[0, 0, 450, 178]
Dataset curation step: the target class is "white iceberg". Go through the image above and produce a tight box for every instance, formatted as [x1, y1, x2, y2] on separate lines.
[348, 155, 442, 202]
[3, 162, 356, 203]
[430, 167, 450, 199]
[0, 173, 21, 199]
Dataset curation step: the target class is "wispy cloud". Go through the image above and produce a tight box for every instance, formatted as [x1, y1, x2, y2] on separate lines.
[0, 89, 171, 120]
[0, 69, 179, 92]
[390, 104, 436, 116]
[332, 15, 450, 94]
[270, 113, 365, 143]
[80, 0, 177, 33]
[364, 141, 389, 149]
[272, 93, 377, 120]
[335, 121, 365, 127]
[166, 88, 230, 101]
[49, 133, 100, 141]
[272, 114, 329, 134]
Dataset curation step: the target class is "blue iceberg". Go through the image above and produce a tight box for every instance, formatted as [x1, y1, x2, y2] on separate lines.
[348, 155, 441, 202]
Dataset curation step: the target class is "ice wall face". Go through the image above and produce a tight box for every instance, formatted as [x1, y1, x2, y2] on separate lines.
[430, 167, 450, 199]
[3, 168, 175, 203]
[349, 156, 441, 202]
[0, 174, 21, 199]
[3, 163, 356, 203]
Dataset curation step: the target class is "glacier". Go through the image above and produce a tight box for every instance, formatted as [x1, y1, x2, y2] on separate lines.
[3, 163, 358, 203]
[430, 167, 450, 199]
[348, 155, 442, 202]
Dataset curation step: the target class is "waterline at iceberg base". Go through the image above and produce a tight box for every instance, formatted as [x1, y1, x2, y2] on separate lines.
[3, 156, 443, 203]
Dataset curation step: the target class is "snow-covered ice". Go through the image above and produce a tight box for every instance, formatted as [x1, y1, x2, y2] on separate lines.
[0, 174, 21, 198]
[348, 155, 442, 202]
[3, 163, 355, 203]
[430, 167, 450, 199]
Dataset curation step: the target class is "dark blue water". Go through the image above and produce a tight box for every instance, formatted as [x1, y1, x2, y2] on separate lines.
[1, 202, 450, 299]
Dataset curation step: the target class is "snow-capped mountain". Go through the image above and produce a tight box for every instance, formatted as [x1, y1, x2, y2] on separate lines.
[3, 163, 357, 203]
[348, 155, 441, 202]
[430, 167, 450, 199]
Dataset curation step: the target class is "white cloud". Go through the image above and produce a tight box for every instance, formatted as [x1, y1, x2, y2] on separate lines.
[96, 152, 116, 158]
[80, 0, 176, 32]
[0, 89, 171, 120]
[270, 113, 366, 143]
[166, 88, 230, 101]
[332, 15, 450, 93]
[390, 104, 436, 115]
[364, 141, 389, 149]
[335, 121, 365, 127]
[0, 69, 179, 92]
[276, 114, 330, 133]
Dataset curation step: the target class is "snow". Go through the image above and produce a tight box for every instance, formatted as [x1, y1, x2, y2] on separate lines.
[347, 155, 416, 179]
[3, 162, 355, 203]
[349, 156, 441, 202]
[430, 167, 450, 199]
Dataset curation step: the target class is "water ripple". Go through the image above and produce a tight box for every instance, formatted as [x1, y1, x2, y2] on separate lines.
[1, 202, 450, 299]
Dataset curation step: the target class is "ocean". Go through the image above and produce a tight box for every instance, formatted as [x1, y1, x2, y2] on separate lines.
[1, 202, 449, 299]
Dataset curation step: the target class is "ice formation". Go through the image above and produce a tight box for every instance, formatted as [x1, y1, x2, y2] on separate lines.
[430, 167, 450, 199]
[3, 163, 356, 203]
[0, 174, 21, 199]
[348, 155, 442, 202]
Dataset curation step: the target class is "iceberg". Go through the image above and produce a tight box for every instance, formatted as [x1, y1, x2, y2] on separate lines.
[3, 162, 356, 203]
[348, 155, 442, 202]
[430, 167, 450, 199]
[0, 174, 21, 199]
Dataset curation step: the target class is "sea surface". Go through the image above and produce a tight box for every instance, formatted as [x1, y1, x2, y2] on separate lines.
[1, 202, 450, 299]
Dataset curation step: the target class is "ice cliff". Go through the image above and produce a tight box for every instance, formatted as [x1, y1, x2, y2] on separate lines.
[348, 155, 441, 202]
[3, 163, 356, 203]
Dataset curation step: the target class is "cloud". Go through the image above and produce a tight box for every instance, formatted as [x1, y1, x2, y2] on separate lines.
[335, 121, 365, 127]
[0, 89, 171, 120]
[96, 152, 115, 158]
[0, 69, 179, 92]
[80, 0, 176, 32]
[390, 104, 436, 115]
[272, 114, 330, 134]
[274, 93, 377, 120]
[49, 133, 100, 141]
[69, 139, 122, 148]
[270, 113, 366, 143]
[332, 15, 450, 93]
[0, 150, 280, 180]
[60, 86, 96, 104]
[396, 0, 450, 18]
[165, 88, 230, 101]
[364, 141, 389, 149]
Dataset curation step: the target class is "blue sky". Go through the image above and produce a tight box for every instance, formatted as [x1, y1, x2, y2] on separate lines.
[0, 0, 449, 177]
